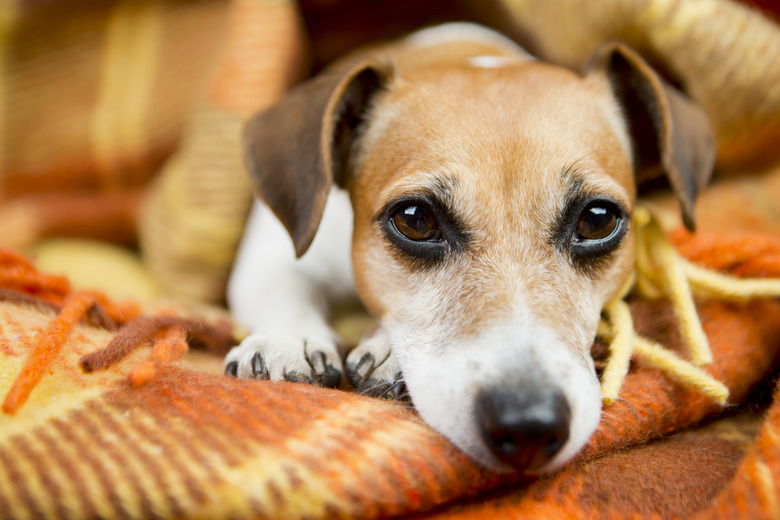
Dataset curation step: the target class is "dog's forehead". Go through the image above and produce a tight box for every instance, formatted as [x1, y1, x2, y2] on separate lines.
[357, 60, 634, 218]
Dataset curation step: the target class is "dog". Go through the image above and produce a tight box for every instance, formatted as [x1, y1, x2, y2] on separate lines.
[224, 23, 715, 473]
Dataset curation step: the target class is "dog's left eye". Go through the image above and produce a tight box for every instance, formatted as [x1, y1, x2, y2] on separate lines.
[570, 200, 627, 258]
[575, 204, 620, 241]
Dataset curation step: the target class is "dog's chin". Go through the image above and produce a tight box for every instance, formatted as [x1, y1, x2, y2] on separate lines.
[395, 330, 603, 474]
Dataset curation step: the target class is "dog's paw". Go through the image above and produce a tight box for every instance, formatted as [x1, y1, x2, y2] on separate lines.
[224, 334, 342, 388]
[345, 328, 408, 401]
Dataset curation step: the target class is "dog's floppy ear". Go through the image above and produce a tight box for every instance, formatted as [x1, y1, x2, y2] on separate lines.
[244, 59, 390, 257]
[587, 43, 716, 231]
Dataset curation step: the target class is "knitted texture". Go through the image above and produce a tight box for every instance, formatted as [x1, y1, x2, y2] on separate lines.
[2, 227, 780, 518]
[499, 0, 780, 170]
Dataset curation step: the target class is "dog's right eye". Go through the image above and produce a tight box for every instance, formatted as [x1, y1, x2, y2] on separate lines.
[381, 198, 456, 264]
[390, 204, 442, 242]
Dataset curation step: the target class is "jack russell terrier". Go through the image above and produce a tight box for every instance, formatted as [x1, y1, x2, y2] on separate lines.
[224, 23, 715, 473]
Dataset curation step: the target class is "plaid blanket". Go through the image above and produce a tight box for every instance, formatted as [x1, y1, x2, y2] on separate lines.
[1, 232, 780, 518]
[2, 0, 780, 517]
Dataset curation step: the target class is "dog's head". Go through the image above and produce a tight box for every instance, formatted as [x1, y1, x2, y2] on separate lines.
[244, 32, 715, 472]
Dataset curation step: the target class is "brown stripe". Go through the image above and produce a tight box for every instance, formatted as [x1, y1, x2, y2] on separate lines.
[265, 480, 285, 510]
[0, 443, 46, 520]
[247, 496, 271, 519]
[32, 426, 98, 519]
[71, 404, 156, 519]
[9, 435, 69, 518]
[121, 392, 208, 509]
[50, 416, 129, 519]
[85, 399, 185, 518]
[283, 463, 304, 491]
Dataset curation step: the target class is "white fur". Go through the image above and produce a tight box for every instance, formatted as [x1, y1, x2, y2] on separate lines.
[468, 55, 523, 68]
[226, 189, 355, 378]
[385, 296, 602, 472]
[404, 22, 527, 58]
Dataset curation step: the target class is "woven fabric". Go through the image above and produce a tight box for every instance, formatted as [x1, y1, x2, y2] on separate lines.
[137, 0, 309, 303]
[0, 0, 231, 249]
[2, 228, 780, 518]
[499, 0, 780, 171]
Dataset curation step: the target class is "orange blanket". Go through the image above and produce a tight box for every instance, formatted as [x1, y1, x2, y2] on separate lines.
[1, 231, 780, 518]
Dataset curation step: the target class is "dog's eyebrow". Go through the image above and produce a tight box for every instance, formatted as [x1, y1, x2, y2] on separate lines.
[375, 173, 459, 220]
[427, 174, 459, 202]
[559, 164, 585, 185]
[559, 165, 589, 201]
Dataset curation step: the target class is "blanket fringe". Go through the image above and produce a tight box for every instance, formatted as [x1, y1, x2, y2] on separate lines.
[599, 205, 780, 406]
[0, 250, 232, 414]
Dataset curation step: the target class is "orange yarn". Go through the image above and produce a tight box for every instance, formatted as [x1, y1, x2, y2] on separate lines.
[80, 316, 163, 372]
[2, 292, 95, 414]
[127, 326, 189, 386]
[0, 250, 141, 413]
[0, 248, 235, 414]
[0, 249, 71, 304]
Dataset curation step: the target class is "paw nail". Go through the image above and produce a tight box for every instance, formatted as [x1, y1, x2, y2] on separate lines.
[251, 352, 268, 379]
[391, 372, 410, 401]
[356, 353, 375, 379]
[284, 371, 309, 384]
[225, 361, 238, 377]
[310, 351, 327, 374]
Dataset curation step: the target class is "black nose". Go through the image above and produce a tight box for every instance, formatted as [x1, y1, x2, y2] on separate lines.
[477, 387, 571, 472]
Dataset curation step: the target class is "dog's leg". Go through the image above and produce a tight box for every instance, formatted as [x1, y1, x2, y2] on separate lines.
[225, 189, 355, 387]
[345, 327, 407, 400]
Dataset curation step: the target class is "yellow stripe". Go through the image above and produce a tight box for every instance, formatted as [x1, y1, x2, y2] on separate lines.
[91, 0, 162, 189]
[755, 461, 780, 520]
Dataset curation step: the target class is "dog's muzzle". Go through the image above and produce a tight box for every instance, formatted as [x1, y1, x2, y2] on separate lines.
[476, 385, 571, 472]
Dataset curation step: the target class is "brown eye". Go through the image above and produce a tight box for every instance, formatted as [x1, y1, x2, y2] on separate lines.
[575, 204, 620, 242]
[391, 204, 442, 241]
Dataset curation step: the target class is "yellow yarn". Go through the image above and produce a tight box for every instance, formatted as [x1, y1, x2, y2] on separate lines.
[599, 204, 780, 406]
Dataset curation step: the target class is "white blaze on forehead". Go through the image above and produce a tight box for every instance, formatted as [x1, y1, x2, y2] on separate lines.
[403, 22, 528, 57]
[467, 55, 520, 69]
[390, 301, 602, 472]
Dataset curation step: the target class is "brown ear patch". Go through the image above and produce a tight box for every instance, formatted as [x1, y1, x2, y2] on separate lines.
[243, 60, 390, 257]
[589, 44, 716, 231]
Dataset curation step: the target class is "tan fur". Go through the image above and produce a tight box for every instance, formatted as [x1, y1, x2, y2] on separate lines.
[243, 27, 714, 350]
[349, 59, 637, 345]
